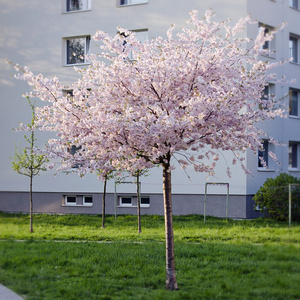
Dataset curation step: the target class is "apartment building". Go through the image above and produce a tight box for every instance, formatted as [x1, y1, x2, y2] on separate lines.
[0, 0, 299, 218]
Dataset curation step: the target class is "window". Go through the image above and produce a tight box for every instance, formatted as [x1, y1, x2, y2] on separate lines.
[133, 30, 148, 42]
[260, 83, 275, 110]
[83, 195, 93, 206]
[67, 145, 82, 168]
[258, 140, 269, 168]
[262, 28, 270, 51]
[63, 88, 91, 105]
[130, 30, 148, 60]
[121, 30, 148, 60]
[118, 196, 150, 207]
[64, 195, 93, 206]
[68, 145, 80, 155]
[65, 36, 90, 65]
[63, 89, 73, 97]
[65, 195, 77, 205]
[289, 89, 299, 116]
[289, 142, 298, 168]
[66, 0, 90, 12]
[120, 196, 132, 207]
[140, 197, 150, 208]
[289, 35, 298, 63]
[289, 142, 299, 169]
[119, 0, 148, 6]
[258, 24, 275, 56]
[290, 0, 298, 9]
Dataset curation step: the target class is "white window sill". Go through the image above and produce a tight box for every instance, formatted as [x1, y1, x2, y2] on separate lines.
[260, 54, 275, 59]
[289, 61, 300, 66]
[289, 168, 300, 172]
[118, 205, 150, 208]
[62, 204, 93, 207]
[289, 115, 300, 119]
[257, 168, 275, 172]
[63, 63, 90, 67]
[118, 3, 148, 7]
[289, 6, 300, 11]
[62, 9, 91, 14]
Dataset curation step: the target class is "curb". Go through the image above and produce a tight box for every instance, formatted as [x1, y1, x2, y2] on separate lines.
[0, 284, 23, 300]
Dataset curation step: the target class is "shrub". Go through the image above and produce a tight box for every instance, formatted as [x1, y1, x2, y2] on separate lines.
[253, 173, 300, 221]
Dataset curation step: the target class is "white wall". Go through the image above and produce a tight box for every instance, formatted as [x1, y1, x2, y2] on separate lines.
[1, 0, 251, 196]
[246, 0, 300, 194]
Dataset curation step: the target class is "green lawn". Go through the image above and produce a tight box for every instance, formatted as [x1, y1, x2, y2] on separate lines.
[0, 213, 299, 299]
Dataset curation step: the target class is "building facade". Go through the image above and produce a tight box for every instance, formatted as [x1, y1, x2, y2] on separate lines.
[0, 0, 299, 218]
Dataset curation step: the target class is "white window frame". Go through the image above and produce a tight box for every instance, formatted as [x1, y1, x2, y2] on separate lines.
[119, 196, 133, 207]
[118, 0, 148, 6]
[140, 196, 150, 208]
[64, 0, 91, 13]
[258, 140, 269, 169]
[258, 140, 275, 171]
[289, 0, 299, 9]
[64, 36, 90, 66]
[289, 34, 299, 64]
[64, 195, 77, 206]
[63, 195, 93, 206]
[289, 141, 300, 170]
[83, 195, 93, 206]
[289, 88, 300, 117]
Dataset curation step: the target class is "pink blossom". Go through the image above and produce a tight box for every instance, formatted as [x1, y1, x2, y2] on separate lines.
[9, 9, 286, 178]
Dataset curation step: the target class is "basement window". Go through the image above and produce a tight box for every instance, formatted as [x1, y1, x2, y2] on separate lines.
[120, 196, 132, 207]
[83, 195, 93, 206]
[63, 195, 93, 206]
[140, 197, 150, 207]
[65, 195, 77, 205]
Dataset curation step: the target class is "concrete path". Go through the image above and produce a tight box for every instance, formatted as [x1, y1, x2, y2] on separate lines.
[0, 284, 23, 300]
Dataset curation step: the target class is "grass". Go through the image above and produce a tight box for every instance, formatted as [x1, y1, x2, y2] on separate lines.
[0, 213, 299, 299]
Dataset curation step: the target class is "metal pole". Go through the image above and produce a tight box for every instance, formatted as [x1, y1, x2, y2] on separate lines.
[226, 184, 229, 220]
[289, 184, 292, 227]
[204, 183, 207, 224]
[114, 181, 117, 220]
[139, 181, 142, 211]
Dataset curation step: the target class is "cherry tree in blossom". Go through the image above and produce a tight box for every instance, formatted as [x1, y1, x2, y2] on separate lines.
[11, 10, 285, 290]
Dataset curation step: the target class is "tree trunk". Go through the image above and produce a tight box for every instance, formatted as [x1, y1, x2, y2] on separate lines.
[102, 178, 107, 229]
[29, 129, 34, 233]
[162, 162, 178, 290]
[29, 174, 33, 233]
[137, 173, 141, 234]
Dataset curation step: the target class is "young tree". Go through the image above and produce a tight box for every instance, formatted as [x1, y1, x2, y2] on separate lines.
[11, 97, 47, 232]
[97, 170, 115, 229]
[11, 10, 285, 289]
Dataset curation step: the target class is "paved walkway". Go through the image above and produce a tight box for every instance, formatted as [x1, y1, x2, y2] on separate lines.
[0, 284, 23, 300]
